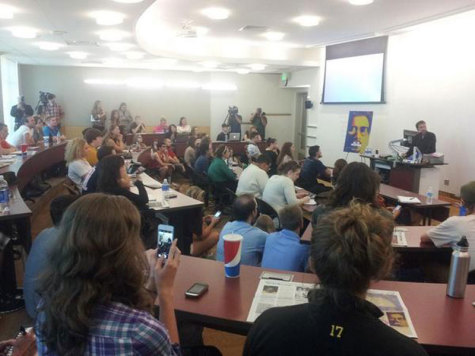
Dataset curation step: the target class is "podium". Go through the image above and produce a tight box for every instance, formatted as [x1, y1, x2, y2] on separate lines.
[362, 155, 447, 199]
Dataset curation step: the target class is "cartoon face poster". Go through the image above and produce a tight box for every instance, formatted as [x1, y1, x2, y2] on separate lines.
[343, 111, 373, 154]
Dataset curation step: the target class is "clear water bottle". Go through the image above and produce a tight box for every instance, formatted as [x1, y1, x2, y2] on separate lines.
[0, 175, 9, 212]
[447, 237, 470, 298]
[56, 131, 61, 143]
[162, 178, 169, 200]
[426, 186, 434, 204]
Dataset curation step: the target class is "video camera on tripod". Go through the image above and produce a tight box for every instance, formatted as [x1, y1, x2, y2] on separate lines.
[35, 91, 53, 115]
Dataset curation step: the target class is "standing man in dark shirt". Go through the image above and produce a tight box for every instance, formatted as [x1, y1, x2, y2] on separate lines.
[298, 145, 332, 194]
[250, 108, 268, 139]
[406, 120, 436, 157]
[10, 96, 34, 130]
[227, 106, 242, 136]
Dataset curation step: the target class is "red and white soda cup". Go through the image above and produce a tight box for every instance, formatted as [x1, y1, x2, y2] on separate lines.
[223, 234, 243, 278]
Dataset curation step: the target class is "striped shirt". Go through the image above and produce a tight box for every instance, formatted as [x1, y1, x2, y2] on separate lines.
[36, 302, 181, 355]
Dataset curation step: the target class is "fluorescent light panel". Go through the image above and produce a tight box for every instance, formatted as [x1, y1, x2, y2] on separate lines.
[293, 15, 321, 27]
[84, 78, 237, 91]
[348, 0, 374, 5]
[9, 26, 37, 38]
[90, 10, 125, 26]
[262, 31, 285, 41]
[37, 41, 63, 51]
[0, 4, 16, 19]
[68, 51, 88, 59]
[201, 7, 230, 20]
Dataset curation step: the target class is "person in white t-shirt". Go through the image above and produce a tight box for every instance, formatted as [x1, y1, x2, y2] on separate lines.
[65, 138, 92, 191]
[421, 181, 475, 272]
[6, 115, 35, 147]
[236, 155, 270, 198]
[247, 132, 262, 161]
[177, 117, 191, 134]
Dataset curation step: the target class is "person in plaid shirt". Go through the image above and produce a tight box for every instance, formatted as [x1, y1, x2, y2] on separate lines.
[44, 94, 64, 125]
[35, 194, 182, 355]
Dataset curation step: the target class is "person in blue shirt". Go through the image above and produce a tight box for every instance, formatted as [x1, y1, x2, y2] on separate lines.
[262, 204, 309, 272]
[23, 195, 79, 318]
[298, 145, 332, 195]
[194, 137, 211, 175]
[42, 116, 65, 141]
[216, 194, 268, 266]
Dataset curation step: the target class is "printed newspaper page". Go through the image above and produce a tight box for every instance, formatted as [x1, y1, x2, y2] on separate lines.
[247, 280, 418, 338]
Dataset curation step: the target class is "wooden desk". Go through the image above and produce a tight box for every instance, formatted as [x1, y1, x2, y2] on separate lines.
[173, 256, 475, 354]
[125, 133, 166, 146]
[174, 141, 267, 158]
[380, 184, 451, 225]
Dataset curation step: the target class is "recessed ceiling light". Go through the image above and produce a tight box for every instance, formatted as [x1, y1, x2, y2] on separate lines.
[201, 7, 230, 20]
[111, 0, 144, 3]
[68, 51, 88, 59]
[98, 29, 129, 41]
[293, 15, 321, 27]
[236, 68, 250, 75]
[125, 51, 145, 59]
[9, 26, 38, 39]
[201, 61, 219, 69]
[36, 42, 64, 51]
[262, 31, 285, 41]
[348, 0, 374, 5]
[104, 42, 134, 51]
[248, 63, 266, 71]
[90, 10, 125, 26]
[0, 4, 16, 19]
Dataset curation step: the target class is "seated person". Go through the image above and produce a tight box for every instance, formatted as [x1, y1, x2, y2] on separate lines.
[32, 116, 45, 144]
[298, 145, 332, 195]
[184, 137, 200, 168]
[194, 138, 211, 175]
[216, 123, 230, 142]
[216, 194, 268, 266]
[261, 205, 309, 272]
[262, 161, 310, 212]
[103, 124, 125, 153]
[36, 194, 181, 355]
[247, 132, 262, 160]
[254, 214, 276, 234]
[164, 138, 185, 174]
[83, 128, 103, 166]
[236, 154, 270, 198]
[65, 138, 92, 191]
[311, 162, 395, 227]
[421, 181, 475, 273]
[150, 142, 175, 180]
[6, 115, 35, 147]
[276, 142, 295, 168]
[177, 117, 191, 134]
[244, 203, 427, 356]
[82, 146, 116, 194]
[242, 126, 258, 142]
[191, 214, 220, 257]
[262, 138, 279, 176]
[166, 124, 177, 143]
[154, 117, 168, 133]
[332, 158, 347, 186]
[97, 155, 148, 210]
[42, 116, 65, 142]
[129, 115, 145, 134]
[23, 195, 79, 318]
[0, 123, 16, 154]
[207, 145, 237, 192]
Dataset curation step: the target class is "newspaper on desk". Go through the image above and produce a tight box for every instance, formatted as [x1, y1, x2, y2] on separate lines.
[247, 280, 418, 339]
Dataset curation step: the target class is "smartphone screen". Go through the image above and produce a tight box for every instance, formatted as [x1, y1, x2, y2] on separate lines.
[214, 211, 222, 218]
[157, 224, 174, 258]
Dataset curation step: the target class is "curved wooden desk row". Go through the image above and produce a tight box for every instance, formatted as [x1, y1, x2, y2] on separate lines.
[0, 142, 67, 192]
[125, 133, 166, 146]
[173, 256, 475, 354]
[174, 141, 267, 158]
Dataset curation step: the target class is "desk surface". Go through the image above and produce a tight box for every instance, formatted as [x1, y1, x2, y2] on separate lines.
[380, 184, 451, 208]
[0, 186, 31, 221]
[301, 224, 439, 250]
[174, 256, 475, 353]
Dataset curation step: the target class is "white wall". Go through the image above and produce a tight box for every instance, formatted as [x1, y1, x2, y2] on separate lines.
[287, 10, 475, 195]
[18, 66, 298, 144]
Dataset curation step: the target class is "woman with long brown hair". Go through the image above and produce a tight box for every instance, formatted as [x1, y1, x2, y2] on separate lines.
[110, 109, 120, 127]
[91, 100, 106, 131]
[103, 124, 125, 153]
[36, 194, 181, 355]
[276, 142, 295, 168]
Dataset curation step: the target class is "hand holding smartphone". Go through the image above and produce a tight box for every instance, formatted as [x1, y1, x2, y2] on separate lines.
[157, 224, 174, 259]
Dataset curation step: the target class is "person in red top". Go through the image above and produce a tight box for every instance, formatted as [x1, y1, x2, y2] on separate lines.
[0, 123, 16, 154]
[150, 142, 174, 180]
[164, 138, 185, 174]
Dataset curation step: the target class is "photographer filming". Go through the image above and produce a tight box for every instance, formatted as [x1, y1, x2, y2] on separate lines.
[225, 106, 243, 136]
[250, 107, 268, 139]
[10, 96, 34, 131]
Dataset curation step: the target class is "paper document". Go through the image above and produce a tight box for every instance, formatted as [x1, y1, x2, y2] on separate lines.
[247, 280, 418, 338]
[397, 196, 421, 204]
[392, 230, 408, 247]
[140, 173, 162, 188]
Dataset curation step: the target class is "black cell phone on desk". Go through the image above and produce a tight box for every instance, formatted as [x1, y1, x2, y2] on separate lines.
[185, 282, 209, 298]
[157, 224, 174, 258]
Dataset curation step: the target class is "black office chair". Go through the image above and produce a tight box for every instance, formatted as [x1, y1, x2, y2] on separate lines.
[256, 198, 280, 229]
[191, 170, 211, 207]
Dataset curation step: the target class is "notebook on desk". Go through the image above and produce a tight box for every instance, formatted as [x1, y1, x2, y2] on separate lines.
[397, 196, 421, 204]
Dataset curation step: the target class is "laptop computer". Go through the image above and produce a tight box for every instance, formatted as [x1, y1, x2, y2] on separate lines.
[229, 133, 240, 141]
